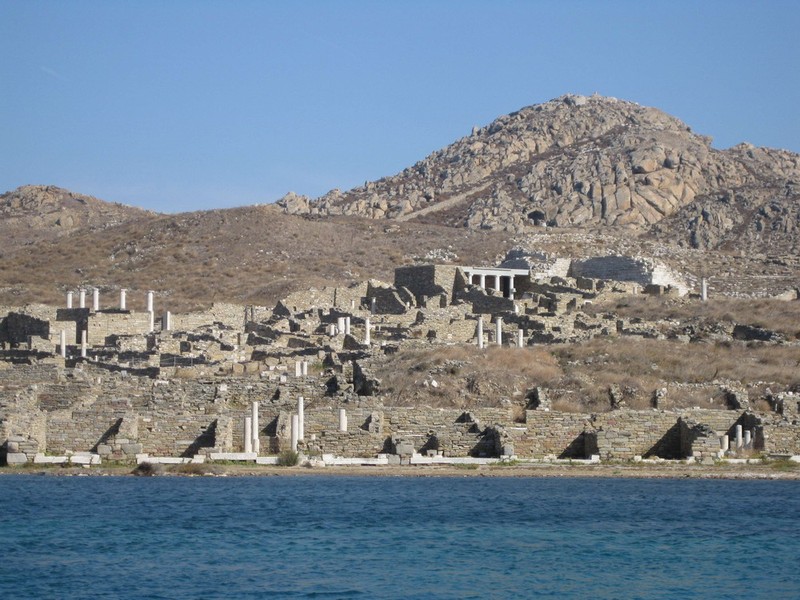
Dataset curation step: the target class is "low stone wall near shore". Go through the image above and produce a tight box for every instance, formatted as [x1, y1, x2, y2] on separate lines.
[2, 364, 800, 466]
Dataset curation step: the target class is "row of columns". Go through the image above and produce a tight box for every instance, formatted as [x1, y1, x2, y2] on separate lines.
[65, 288, 156, 313]
[327, 316, 371, 344]
[242, 401, 350, 454]
[475, 317, 526, 348]
[719, 425, 757, 452]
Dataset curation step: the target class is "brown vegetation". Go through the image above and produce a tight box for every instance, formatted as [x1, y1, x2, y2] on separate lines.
[375, 337, 800, 413]
[585, 295, 800, 338]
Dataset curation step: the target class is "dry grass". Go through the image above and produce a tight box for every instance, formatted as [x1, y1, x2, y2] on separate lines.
[585, 295, 800, 338]
[374, 345, 561, 408]
[375, 337, 800, 413]
[0, 206, 513, 312]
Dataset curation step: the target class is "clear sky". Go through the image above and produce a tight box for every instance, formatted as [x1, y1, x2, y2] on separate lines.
[2, 1, 799, 213]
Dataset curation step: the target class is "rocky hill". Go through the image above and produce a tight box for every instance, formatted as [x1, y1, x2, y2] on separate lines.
[0, 185, 153, 246]
[278, 94, 800, 256]
[1, 95, 798, 310]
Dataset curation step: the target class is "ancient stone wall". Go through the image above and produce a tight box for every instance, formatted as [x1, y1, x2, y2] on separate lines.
[170, 303, 247, 332]
[394, 265, 461, 305]
[569, 256, 688, 295]
[89, 312, 152, 344]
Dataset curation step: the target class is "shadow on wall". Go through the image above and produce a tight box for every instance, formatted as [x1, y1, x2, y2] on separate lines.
[559, 431, 596, 459]
[644, 422, 682, 459]
[181, 420, 217, 458]
[90, 417, 122, 453]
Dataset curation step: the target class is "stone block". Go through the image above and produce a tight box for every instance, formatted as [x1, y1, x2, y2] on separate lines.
[33, 454, 68, 464]
[209, 452, 257, 461]
[121, 443, 143, 455]
[96, 444, 113, 456]
[255, 456, 278, 465]
[5, 452, 28, 465]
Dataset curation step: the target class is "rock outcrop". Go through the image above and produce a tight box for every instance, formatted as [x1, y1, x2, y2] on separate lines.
[277, 95, 800, 252]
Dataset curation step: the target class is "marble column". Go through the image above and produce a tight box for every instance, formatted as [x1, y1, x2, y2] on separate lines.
[79, 289, 86, 309]
[291, 414, 299, 451]
[251, 401, 260, 454]
[495, 317, 503, 346]
[66, 291, 73, 309]
[298, 397, 305, 441]
[338, 408, 347, 432]
[119, 289, 127, 311]
[476, 318, 484, 349]
[244, 417, 253, 453]
[92, 288, 100, 312]
[364, 317, 371, 345]
[60, 330, 67, 358]
[80, 330, 87, 358]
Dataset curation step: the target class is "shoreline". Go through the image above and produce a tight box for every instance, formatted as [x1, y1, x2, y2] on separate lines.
[3, 462, 799, 480]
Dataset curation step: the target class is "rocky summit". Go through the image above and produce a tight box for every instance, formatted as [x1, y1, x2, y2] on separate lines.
[278, 94, 800, 256]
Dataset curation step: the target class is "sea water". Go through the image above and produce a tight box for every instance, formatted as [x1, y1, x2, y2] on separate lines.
[1, 475, 799, 599]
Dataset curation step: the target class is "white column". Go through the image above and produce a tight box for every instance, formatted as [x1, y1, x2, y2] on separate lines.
[476, 318, 484, 349]
[79, 289, 86, 308]
[735, 424, 743, 450]
[66, 291, 73, 309]
[244, 417, 253, 453]
[337, 317, 345, 335]
[301, 361, 308, 376]
[509, 276, 515, 300]
[148, 311, 155, 334]
[513, 304, 519, 315]
[344, 316, 351, 336]
[290, 414, 299, 451]
[479, 274, 486, 290]
[370, 297, 377, 314]
[251, 401, 260, 454]
[80, 330, 87, 358]
[60, 330, 67, 358]
[146, 290, 154, 313]
[701, 278, 708, 302]
[298, 397, 305, 441]
[163, 311, 172, 331]
[92, 288, 100, 312]
[743, 430, 752, 449]
[495, 317, 503, 346]
[364, 317, 371, 345]
[494, 275, 501, 294]
[350, 299, 355, 310]
[517, 329, 524, 347]
[119, 289, 127, 311]
[720, 434, 729, 452]
[338, 408, 347, 432]
[295, 360, 302, 377]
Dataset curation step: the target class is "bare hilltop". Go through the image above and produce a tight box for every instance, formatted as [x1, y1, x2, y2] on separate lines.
[2, 94, 799, 310]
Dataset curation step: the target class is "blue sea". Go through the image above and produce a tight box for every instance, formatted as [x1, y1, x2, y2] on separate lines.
[1, 475, 799, 599]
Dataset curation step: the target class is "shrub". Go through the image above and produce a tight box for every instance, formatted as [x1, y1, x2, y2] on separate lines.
[276, 449, 300, 466]
[132, 461, 164, 476]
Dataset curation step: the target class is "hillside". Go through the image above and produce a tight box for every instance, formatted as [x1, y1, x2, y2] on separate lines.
[0, 202, 513, 311]
[1, 95, 799, 309]
[0, 185, 154, 246]
[278, 95, 800, 256]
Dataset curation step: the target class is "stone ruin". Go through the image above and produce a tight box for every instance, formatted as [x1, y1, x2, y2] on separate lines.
[0, 253, 797, 468]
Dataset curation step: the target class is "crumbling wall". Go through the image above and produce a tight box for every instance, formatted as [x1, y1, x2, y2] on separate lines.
[569, 256, 688, 296]
[89, 312, 152, 344]
[394, 265, 460, 306]
[170, 303, 247, 332]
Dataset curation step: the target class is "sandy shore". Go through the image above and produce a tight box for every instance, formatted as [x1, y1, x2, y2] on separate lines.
[3, 461, 800, 480]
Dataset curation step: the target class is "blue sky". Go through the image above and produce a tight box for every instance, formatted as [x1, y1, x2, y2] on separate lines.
[2, 1, 799, 213]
